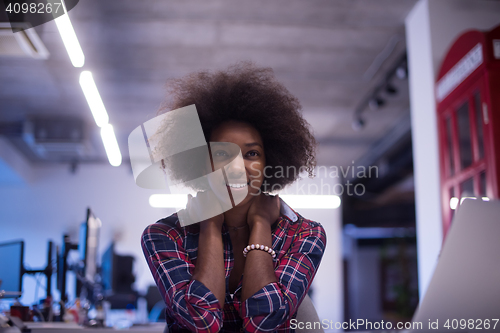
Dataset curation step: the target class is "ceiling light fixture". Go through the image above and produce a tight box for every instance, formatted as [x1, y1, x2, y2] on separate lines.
[79, 71, 109, 127]
[368, 97, 385, 110]
[280, 195, 341, 209]
[352, 53, 407, 130]
[148, 194, 341, 209]
[351, 116, 366, 131]
[385, 84, 398, 95]
[100, 124, 122, 167]
[396, 66, 407, 79]
[54, 0, 84, 67]
[149, 194, 188, 208]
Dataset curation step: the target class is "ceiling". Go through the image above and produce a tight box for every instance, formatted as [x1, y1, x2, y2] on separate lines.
[0, 0, 417, 169]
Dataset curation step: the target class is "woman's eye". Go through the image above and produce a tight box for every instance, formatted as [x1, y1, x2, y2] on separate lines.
[247, 151, 259, 157]
[215, 150, 229, 157]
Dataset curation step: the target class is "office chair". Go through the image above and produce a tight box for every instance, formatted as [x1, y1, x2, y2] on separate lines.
[295, 294, 324, 333]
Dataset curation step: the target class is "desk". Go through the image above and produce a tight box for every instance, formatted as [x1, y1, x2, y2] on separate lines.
[24, 322, 166, 333]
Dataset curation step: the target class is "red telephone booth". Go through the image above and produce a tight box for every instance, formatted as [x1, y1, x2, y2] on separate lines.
[436, 24, 500, 238]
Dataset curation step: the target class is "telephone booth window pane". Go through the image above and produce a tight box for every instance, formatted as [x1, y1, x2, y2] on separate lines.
[461, 177, 474, 198]
[457, 102, 473, 170]
[445, 116, 455, 176]
[480, 171, 486, 196]
[474, 92, 484, 159]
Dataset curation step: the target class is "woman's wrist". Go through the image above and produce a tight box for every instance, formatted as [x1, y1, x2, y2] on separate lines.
[248, 220, 272, 244]
[248, 215, 272, 230]
[200, 217, 224, 234]
[193, 217, 225, 308]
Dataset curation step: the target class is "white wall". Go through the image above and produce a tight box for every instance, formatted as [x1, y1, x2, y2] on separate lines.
[405, 0, 443, 300]
[405, 0, 500, 298]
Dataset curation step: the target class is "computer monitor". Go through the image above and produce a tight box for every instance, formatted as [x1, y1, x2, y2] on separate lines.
[58, 208, 102, 303]
[79, 208, 101, 284]
[101, 242, 115, 294]
[101, 243, 135, 294]
[100, 243, 137, 309]
[0, 240, 24, 298]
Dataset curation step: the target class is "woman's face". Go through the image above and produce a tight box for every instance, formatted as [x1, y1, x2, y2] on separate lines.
[208, 120, 265, 207]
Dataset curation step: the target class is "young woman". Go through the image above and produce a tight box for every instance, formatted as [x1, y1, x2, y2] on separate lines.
[141, 63, 327, 332]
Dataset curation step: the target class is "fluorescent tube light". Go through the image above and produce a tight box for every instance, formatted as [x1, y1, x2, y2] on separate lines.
[149, 194, 341, 209]
[80, 71, 109, 127]
[54, 1, 84, 67]
[149, 194, 188, 208]
[100, 124, 122, 167]
[280, 195, 341, 209]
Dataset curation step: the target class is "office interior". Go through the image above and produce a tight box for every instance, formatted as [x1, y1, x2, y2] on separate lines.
[1, 0, 499, 331]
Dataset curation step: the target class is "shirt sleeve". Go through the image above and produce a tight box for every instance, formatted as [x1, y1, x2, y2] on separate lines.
[141, 223, 223, 333]
[240, 222, 327, 332]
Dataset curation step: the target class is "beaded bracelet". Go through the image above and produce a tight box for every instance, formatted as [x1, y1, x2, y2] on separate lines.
[243, 243, 276, 258]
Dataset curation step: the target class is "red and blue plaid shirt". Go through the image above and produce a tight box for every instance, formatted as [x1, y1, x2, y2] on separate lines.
[141, 201, 326, 332]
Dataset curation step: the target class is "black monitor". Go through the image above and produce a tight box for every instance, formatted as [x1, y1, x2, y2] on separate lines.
[101, 243, 136, 309]
[0, 240, 24, 298]
[101, 243, 135, 294]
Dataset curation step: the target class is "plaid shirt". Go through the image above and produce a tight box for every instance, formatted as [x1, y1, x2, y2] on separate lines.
[141, 200, 326, 333]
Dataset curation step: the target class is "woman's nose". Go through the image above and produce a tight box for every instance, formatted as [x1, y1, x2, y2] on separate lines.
[226, 155, 245, 179]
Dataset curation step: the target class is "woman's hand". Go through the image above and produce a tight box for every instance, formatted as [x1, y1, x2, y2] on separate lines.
[247, 193, 280, 229]
[185, 190, 224, 229]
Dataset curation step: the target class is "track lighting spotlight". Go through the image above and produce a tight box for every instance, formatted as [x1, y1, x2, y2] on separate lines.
[396, 66, 407, 79]
[351, 116, 365, 131]
[368, 97, 385, 110]
[385, 84, 397, 95]
[352, 53, 407, 130]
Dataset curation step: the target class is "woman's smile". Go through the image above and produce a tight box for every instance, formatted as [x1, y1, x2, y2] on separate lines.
[226, 181, 249, 189]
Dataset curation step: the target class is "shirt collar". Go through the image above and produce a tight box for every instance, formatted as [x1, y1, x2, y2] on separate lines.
[280, 197, 298, 223]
